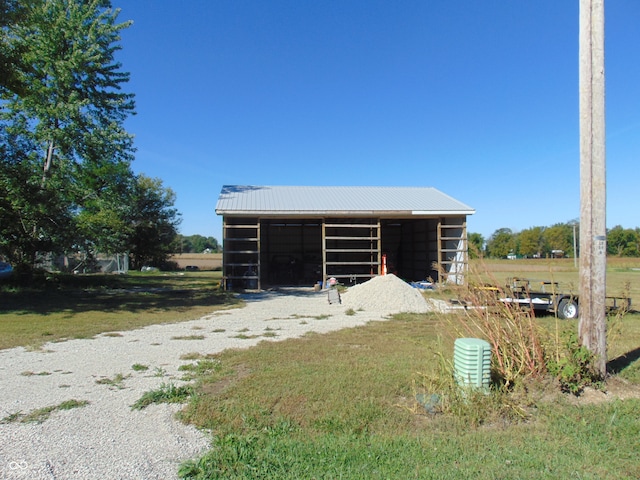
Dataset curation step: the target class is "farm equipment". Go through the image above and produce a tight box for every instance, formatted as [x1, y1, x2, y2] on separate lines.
[497, 277, 631, 319]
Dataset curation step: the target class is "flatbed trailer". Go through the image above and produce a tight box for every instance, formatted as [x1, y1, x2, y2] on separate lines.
[497, 277, 631, 319]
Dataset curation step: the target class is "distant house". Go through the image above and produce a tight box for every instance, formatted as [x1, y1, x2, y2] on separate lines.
[215, 185, 475, 290]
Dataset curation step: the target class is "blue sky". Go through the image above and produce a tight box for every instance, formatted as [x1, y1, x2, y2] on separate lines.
[116, 1, 640, 242]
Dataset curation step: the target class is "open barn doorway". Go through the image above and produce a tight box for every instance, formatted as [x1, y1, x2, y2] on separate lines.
[380, 219, 439, 283]
[260, 219, 323, 287]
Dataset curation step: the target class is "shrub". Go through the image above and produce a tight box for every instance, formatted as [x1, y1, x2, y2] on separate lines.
[546, 333, 601, 395]
[131, 383, 194, 410]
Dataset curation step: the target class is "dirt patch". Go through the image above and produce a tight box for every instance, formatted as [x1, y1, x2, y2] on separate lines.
[567, 376, 640, 405]
[535, 375, 640, 406]
[200, 363, 252, 397]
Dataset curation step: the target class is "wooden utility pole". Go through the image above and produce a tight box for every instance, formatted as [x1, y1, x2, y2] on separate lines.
[578, 0, 607, 377]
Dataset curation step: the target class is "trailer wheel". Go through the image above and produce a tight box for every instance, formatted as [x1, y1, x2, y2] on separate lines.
[558, 298, 578, 319]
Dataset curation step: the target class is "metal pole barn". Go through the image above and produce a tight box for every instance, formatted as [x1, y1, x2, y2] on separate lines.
[578, 0, 607, 377]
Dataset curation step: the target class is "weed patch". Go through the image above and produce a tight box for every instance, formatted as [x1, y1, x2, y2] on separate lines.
[232, 333, 261, 340]
[547, 333, 602, 394]
[179, 359, 222, 381]
[95, 373, 130, 389]
[2, 399, 89, 424]
[180, 352, 204, 360]
[131, 383, 193, 410]
[152, 367, 167, 377]
[171, 335, 206, 341]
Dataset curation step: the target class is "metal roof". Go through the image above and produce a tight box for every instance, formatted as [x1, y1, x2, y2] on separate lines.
[215, 185, 475, 217]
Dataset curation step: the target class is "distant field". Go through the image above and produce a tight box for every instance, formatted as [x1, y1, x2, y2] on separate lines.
[169, 253, 222, 270]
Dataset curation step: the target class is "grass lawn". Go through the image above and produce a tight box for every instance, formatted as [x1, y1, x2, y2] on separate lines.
[177, 311, 640, 479]
[2, 260, 640, 479]
[0, 270, 240, 350]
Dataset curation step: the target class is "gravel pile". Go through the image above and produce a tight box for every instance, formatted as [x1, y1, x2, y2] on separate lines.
[341, 273, 431, 313]
[0, 278, 436, 479]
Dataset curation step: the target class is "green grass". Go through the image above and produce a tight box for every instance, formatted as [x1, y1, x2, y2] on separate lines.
[180, 401, 640, 479]
[181, 402, 640, 480]
[0, 271, 240, 350]
[151, 367, 167, 377]
[178, 309, 640, 479]
[179, 359, 222, 381]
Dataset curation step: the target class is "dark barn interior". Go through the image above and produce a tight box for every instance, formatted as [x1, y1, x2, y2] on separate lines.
[221, 216, 467, 290]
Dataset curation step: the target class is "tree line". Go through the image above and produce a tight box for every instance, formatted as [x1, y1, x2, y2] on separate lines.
[1, 0, 180, 272]
[171, 234, 220, 254]
[470, 222, 640, 258]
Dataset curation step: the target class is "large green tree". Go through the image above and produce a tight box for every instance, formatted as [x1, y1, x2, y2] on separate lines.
[128, 175, 181, 270]
[0, 0, 38, 96]
[486, 228, 516, 258]
[467, 232, 485, 259]
[542, 222, 576, 257]
[518, 226, 543, 257]
[607, 225, 639, 257]
[0, 0, 135, 267]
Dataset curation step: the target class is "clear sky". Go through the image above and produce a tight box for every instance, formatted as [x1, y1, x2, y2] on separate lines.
[115, 1, 640, 243]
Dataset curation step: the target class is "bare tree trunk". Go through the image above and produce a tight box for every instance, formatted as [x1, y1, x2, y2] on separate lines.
[578, 0, 607, 377]
[41, 139, 55, 187]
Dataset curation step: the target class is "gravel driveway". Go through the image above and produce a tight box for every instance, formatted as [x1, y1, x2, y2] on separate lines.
[0, 283, 421, 479]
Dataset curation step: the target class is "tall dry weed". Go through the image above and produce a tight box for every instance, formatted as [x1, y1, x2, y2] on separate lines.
[440, 261, 548, 388]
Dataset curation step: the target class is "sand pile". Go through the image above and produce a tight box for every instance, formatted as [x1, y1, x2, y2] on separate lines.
[341, 274, 431, 314]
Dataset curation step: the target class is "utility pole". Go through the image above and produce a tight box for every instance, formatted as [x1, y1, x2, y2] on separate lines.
[573, 222, 578, 268]
[578, 0, 607, 377]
